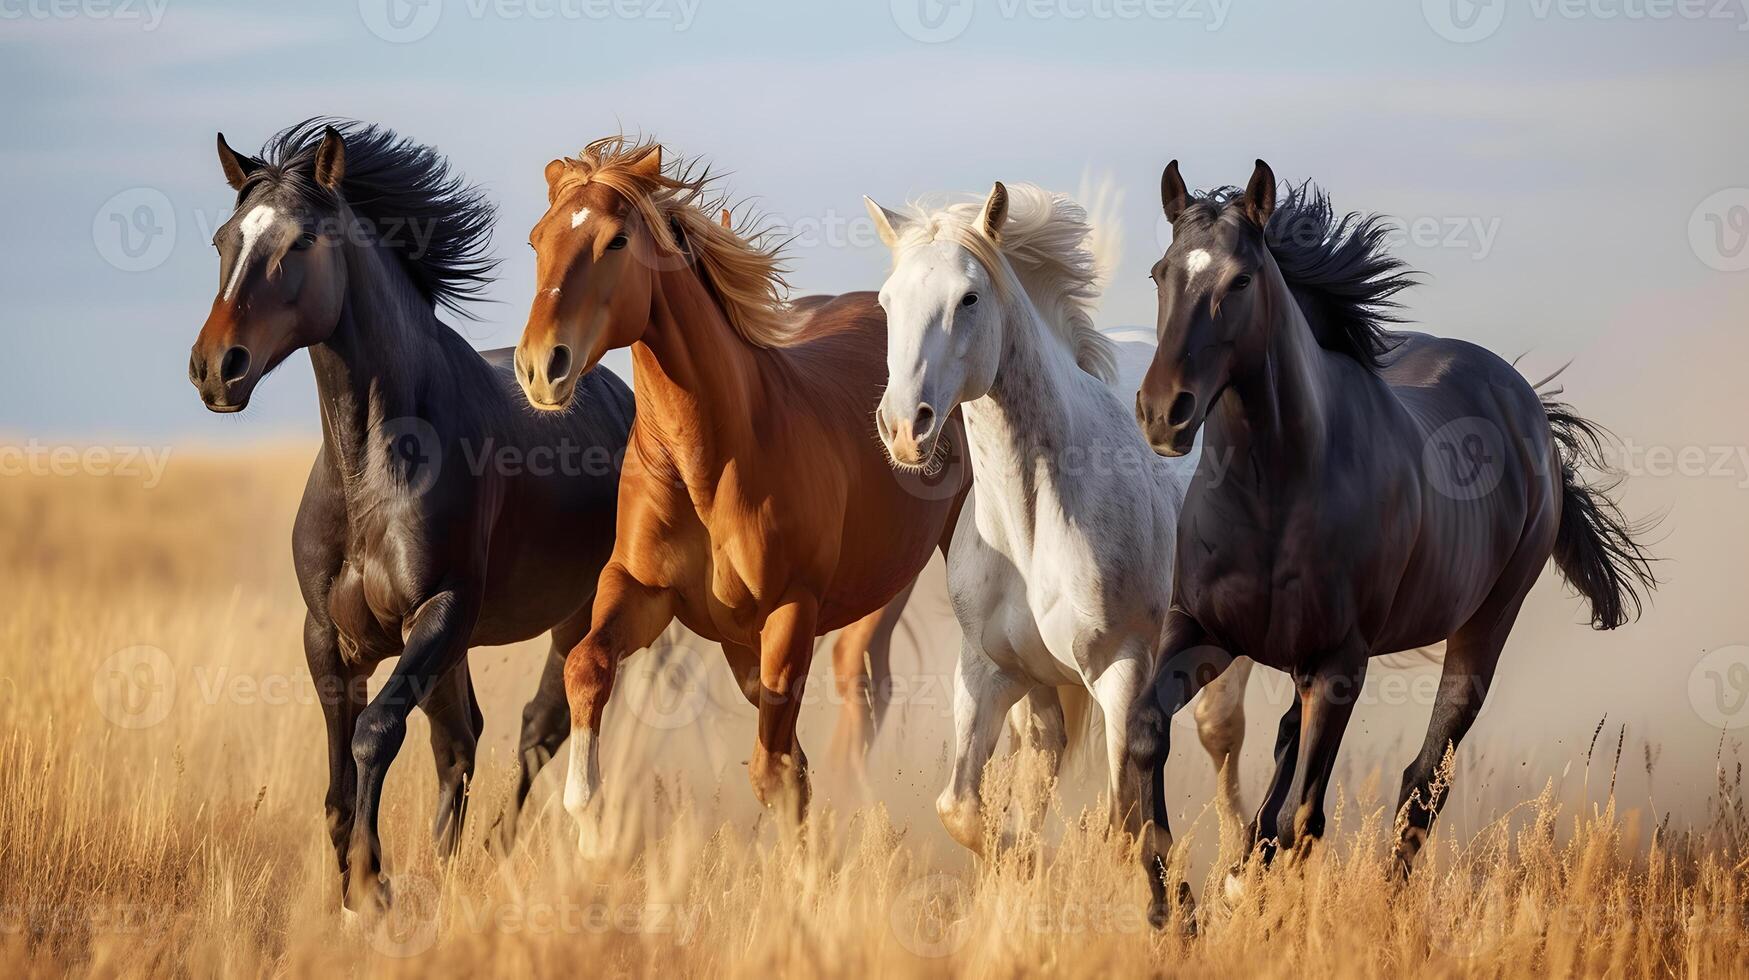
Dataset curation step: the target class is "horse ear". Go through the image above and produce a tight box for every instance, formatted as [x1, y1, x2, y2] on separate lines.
[314, 126, 346, 191]
[862, 196, 907, 249]
[979, 181, 1009, 241]
[543, 159, 571, 202]
[1161, 160, 1188, 222]
[216, 132, 258, 191]
[720, 208, 733, 230]
[629, 145, 662, 179]
[1242, 159, 1275, 228]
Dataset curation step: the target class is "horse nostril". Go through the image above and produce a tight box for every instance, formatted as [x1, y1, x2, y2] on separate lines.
[219, 346, 251, 385]
[1166, 391, 1197, 427]
[914, 403, 936, 438]
[544, 344, 572, 385]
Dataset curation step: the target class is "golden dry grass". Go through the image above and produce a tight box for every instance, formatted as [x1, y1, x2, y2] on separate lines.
[3, 450, 1747, 978]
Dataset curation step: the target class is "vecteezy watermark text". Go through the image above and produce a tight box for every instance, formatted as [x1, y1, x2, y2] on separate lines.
[1, 441, 173, 488]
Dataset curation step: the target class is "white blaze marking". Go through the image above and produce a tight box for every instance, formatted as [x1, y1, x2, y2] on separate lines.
[223, 205, 277, 301]
[1183, 249, 1212, 280]
[571, 207, 591, 229]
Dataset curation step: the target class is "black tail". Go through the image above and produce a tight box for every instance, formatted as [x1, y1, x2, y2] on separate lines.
[1543, 400, 1658, 630]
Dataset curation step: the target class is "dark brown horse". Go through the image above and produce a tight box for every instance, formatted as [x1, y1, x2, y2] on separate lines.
[190, 120, 639, 913]
[1127, 160, 1655, 927]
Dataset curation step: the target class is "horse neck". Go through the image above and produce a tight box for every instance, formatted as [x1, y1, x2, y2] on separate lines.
[627, 263, 761, 479]
[1206, 258, 1333, 481]
[307, 235, 454, 477]
[961, 290, 1086, 511]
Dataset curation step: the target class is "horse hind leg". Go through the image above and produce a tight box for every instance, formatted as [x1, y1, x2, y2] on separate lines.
[1392, 589, 1527, 878]
[825, 582, 911, 784]
[1004, 685, 1068, 842]
[1194, 655, 1252, 849]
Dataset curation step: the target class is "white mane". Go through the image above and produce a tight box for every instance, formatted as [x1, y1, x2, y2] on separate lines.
[895, 183, 1119, 383]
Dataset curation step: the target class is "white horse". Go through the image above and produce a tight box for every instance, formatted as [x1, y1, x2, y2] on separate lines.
[865, 182, 1252, 851]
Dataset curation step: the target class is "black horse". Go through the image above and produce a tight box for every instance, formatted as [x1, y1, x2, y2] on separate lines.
[1129, 160, 1655, 927]
[190, 120, 635, 912]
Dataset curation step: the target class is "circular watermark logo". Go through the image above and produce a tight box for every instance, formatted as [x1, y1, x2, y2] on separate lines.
[1688, 188, 1749, 273]
[380, 417, 444, 495]
[359, 0, 443, 43]
[889, 873, 973, 958]
[364, 872, 441, 957]
[1422, 0, 1507, 42]
[93, 188, 176, 272]
[891, 0, 974, 42]
[621, 642, 722, 731]
[92, 645, 175, 729]
[889, 428, 971, 502]
[1422, 416, 1507, 501]
[1689, 644, 1749, 730]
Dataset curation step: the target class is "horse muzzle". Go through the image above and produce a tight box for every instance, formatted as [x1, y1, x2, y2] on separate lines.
[189, 342, 256, 413]
[876, 399, 941, 468]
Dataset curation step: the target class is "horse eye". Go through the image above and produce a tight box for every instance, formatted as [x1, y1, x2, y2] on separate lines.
[607, 234, 628, 251]
[292, 232, 317, 250]
[1231, 274, 1253, 290]
[961, 293, 978, 307]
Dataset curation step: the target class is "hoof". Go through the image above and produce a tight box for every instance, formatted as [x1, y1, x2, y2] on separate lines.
[1147, 881, 1198, 936]
[345, 872, 392, 917]
[936, 797, 985, 855]
[1222, 869, 1247, 908]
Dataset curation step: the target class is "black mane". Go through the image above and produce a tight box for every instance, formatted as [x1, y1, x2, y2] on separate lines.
[241, 118, 497, 317]
[1190, 182, 1417, 371]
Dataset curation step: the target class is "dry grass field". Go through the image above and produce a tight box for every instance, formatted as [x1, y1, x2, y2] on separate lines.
[4, 448, 1748, 978]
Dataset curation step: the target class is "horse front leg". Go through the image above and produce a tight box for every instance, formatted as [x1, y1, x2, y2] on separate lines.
[1282, 642, 1369, 860]
[1127, 610, 1231, 931]
[562, 565, 673, 858]
[306, 611, 366, 907]
[347, 586, 480, 913]
[937, 639, 1029, 855]
[1090, 652, 1148, 838]
[749, 594, 821, 821]
[489, 608, 590, 859]
[422, 658, 483, 859]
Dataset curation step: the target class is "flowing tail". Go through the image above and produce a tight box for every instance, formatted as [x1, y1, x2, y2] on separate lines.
[1543, 399, 1658, 629]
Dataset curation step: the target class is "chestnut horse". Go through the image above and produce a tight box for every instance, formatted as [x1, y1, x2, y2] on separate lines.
[514, 137, 967, 839]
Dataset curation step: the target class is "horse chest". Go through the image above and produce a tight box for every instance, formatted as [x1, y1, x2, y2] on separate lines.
[327, 513, 439, 662]
[1179, 500, 1354, 666]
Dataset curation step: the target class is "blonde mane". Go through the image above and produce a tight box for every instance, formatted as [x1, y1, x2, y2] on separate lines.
[893, 184, 1118, 382]
[550, 135, 796, 348]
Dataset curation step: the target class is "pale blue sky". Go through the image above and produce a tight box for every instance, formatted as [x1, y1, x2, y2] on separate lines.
[2, 0, 1745, 442]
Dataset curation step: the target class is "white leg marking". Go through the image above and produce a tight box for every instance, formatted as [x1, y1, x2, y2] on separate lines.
[223, 205, 277, 300]
[563, 726, 603, 855]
